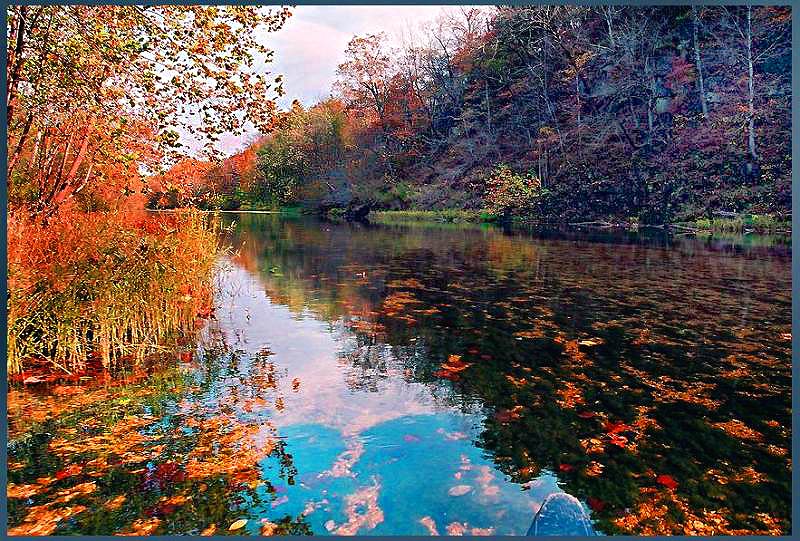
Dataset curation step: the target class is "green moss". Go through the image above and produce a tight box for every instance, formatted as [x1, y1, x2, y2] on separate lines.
[689, 215, 790, 233]
[371, 209, 498, 224]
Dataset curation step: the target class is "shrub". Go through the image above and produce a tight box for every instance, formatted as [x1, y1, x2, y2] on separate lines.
[695, 218, 711, 230]
[7, 209, 224, 375]
[484, 164, 544, 218]
[146, 189, 181, 210]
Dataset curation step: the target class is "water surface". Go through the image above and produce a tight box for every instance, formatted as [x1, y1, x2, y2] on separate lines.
[7, 215, 791, 535]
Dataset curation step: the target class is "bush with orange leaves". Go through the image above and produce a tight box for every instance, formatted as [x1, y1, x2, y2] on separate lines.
[7, 209, 224, 375]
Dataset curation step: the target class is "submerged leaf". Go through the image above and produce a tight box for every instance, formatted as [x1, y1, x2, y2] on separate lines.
[448, 484, 472, 496]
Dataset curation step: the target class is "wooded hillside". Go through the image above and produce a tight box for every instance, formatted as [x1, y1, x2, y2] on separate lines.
[155, 6, 791, 224]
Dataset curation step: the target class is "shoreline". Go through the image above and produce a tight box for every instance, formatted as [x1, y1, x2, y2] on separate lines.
[146, 207, 792, 236]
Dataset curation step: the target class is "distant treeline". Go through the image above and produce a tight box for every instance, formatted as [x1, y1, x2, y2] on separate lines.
[152, 6, 791, 224]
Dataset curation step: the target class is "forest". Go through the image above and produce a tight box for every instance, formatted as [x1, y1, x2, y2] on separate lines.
[146, 6, 792, 226]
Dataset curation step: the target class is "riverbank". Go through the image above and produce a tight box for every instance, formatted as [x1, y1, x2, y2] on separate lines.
[686, 215, 791, 234]
[368, 210, 791, 235]
[365, 209, 497, 224]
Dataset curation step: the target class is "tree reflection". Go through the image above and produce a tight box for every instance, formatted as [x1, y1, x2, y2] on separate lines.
[226, 215, 791, 535]
[7, 326, 311, 536]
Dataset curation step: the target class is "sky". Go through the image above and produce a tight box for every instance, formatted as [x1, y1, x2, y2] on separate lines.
[212, 5, 454, 154]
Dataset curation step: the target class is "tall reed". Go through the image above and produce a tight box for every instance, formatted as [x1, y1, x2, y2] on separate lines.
[7, 209, 224, 375]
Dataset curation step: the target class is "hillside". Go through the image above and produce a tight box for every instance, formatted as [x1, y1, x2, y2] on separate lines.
[154, 6, 791, 225]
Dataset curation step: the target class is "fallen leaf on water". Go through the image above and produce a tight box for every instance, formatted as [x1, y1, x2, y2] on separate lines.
[7, 483, 45, 499]
[432, 370, 461, 381]
[7, 503, 88, 535]
[580, 437, 605, 454]
[577, 411, 596, 419]
[260, 521, 278, 535]
[53, 481, 96, 504]
[556, 382, 586, 409]
[448, 485, 472, 497]
[419, 516, 439, 535]
[585, 461, 605, 477]
[587, 497, 606, 512]
[55, 464, 84, 480]
[446, 522, 468, 535]
[579, 338, 605, 347]
[495, 405, 524, 423]
[103, 494, 127, 511]
[558, 463, 575, 473]
[609, 434, 629, 448]
[120, 517, 161, 536]
[433, 354, 473, 381]
[200, 524, 217, 536]
[657, 474, 679, 490]
[514, 329, 545, 339]
[604, 420, 630, 434]
[228, 519, 248, 531]
[712, 419, 763, 442]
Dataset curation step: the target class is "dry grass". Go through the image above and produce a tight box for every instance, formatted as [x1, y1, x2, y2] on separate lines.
[7, 209, 224, 375]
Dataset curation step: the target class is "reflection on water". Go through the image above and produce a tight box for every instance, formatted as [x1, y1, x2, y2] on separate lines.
[7, 215, 791, 535]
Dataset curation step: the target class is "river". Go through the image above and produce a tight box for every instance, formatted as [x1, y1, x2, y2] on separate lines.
[7, 214, 791, 535]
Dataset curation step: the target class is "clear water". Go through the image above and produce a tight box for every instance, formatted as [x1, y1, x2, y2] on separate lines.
[7, 215, 791, 535]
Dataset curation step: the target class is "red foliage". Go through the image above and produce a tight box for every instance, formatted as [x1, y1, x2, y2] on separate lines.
[656, 474, 679, 490]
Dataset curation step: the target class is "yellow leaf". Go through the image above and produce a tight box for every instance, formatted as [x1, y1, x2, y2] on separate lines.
[229, 519, 248, 531]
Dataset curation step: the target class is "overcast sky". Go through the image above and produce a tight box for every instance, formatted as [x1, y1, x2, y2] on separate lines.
[212, 5, 454, 154]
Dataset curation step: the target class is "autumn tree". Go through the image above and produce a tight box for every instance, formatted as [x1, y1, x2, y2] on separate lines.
[334, 33, 395, 131]
[6, 4, 292, 215]
[700, 6, 791, 175]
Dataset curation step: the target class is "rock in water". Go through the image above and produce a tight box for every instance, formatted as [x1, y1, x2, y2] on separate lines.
[526, 492, 596, 536]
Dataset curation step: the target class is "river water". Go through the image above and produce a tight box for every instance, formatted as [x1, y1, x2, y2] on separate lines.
[7, 214, 792, 535]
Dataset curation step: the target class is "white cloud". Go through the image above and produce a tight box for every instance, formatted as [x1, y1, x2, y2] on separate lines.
[185, 6, 455, 155]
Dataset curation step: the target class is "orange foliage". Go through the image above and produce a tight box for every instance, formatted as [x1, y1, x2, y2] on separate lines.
[153, 159, 215, 195]
[7, 208, 220, 374]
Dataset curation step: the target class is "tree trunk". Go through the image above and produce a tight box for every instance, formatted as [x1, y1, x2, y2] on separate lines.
[484, 80, 492, 134]
[692, 7, 709, 119]
[645, 57, 655, 146]
[746, 5, 758, 163]
[8, 112, 33, 175]
[575, 74, 581, 157]
[48, 122, 93, 210]
[7, 6, 27, 127]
